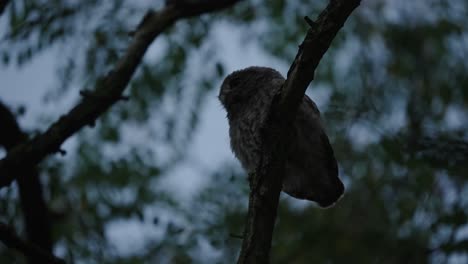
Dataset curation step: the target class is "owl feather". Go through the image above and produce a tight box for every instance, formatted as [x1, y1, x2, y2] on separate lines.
[219, 66, 344, 207]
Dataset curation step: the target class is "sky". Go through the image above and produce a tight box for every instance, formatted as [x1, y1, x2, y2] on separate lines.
[0, 15, 341, 256]
[1, 1, 467, 262]
[0, 15, 304, 256]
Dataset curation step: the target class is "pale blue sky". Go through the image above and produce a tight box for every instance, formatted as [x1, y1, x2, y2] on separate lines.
[1, 1, 467, 261]
[0, 17, 338, 256]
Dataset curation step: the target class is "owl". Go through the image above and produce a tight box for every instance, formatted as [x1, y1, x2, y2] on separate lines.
[219, 66, 344, 207]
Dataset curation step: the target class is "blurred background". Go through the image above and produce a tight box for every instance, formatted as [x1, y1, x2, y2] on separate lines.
[0, 0, 467, 263]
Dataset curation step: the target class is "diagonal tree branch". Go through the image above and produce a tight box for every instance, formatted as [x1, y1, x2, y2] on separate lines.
[0, 0, 243, 189]
[237, 1, 361, 263]
[0, 222, 65, 264]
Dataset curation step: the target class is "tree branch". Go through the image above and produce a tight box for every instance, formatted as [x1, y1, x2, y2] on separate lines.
[0, 0, 242, 189]
[0, 0, 9, 16]
[0, 222, 65, 264]
[0, 101, 53, 261]
[237, 1, 361, 263]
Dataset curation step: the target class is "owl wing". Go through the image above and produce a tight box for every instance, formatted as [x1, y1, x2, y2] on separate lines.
[228, 77, 284, 173]
[282, 95, 344, 207]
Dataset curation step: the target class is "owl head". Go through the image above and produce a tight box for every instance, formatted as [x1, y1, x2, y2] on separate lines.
[219, 66, 283, 115]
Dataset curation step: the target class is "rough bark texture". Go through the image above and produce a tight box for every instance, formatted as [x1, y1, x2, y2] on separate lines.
[0, 102, 53, 263]
[237, 1, 361, 263]
[0, 0, 243, 189]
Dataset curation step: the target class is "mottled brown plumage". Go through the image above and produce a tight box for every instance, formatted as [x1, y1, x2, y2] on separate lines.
[219, 66, 344, 207]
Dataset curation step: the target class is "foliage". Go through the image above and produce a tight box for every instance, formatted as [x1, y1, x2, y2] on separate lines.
[0, 0, 467, 263]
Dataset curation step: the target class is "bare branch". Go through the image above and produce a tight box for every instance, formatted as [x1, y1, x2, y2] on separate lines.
[281, 0, 361, 117]
[0, 101, 53, 259]
[237, 1, 361, 263]
[0, 222, 65, 264]
[0, 0, 243, 188]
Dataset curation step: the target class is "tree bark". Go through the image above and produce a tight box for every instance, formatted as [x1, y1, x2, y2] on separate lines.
[0, 0, 243, 189]
[0, 222, 64, 264]
[0, 102, 53, 263]
[237, 1, 361, 263]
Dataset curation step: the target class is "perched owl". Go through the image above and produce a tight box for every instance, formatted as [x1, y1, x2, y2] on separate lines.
[219, 66, 344, 207]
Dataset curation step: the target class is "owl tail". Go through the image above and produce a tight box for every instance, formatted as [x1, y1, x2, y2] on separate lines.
[282, 133, 344, 207]
[282, 165, 344, 207]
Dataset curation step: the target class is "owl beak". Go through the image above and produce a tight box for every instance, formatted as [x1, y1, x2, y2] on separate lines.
[218, 93, 225, 104]
[218, 83, 229, 105]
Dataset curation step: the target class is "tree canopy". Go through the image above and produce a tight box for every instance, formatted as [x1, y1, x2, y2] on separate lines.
[0, 0, 467, 263]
